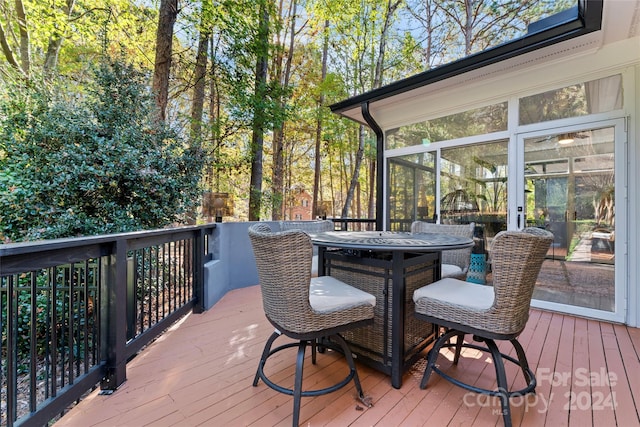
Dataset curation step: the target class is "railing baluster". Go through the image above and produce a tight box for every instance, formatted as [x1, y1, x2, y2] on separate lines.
[0, 224, 216, 425]
[30, 272, 38, 413]
[7, 275, 17, 426]
[68, 262, 75, 385]
[51, 266, 58, 398]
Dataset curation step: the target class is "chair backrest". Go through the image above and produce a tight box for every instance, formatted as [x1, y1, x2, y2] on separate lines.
[488, 228, 553, 335]
[410, 222, 475, 272]
[279, 220, 334, 233]
[248, 223, 314, 332]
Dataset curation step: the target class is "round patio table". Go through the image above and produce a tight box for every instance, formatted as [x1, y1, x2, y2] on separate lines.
[310, 230, 473, 389]
[310, 230, 473, 251]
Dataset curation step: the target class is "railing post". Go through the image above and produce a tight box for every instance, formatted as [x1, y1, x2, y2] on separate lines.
[192, 229, 205, 314]
[100, 239, 128, 391]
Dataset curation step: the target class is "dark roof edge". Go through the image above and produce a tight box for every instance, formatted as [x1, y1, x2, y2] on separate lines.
[330, 0, 603, 114]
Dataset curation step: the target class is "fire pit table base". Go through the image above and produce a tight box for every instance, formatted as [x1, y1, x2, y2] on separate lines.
[321, 249, 438, 388]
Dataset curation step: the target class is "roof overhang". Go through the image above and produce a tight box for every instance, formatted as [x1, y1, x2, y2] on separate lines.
[329, 0, 630, 127]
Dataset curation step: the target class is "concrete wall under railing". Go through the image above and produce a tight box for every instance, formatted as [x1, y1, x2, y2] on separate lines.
[203, 221, 279, 309]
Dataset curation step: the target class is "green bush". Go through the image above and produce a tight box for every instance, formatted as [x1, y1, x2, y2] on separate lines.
[0, 61, 204, 242]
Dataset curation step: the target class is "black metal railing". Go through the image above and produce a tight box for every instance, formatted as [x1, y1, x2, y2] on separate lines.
[0, 224, 215, 427]
[330, 218, 376, 231]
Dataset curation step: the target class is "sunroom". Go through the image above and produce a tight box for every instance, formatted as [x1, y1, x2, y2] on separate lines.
[330, 0, 639, 327]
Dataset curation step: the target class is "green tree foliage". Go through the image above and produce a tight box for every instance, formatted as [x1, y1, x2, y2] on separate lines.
[0, 61, 204, 242]
[0, 0, 579, 231]
[0, 0, 158, 79]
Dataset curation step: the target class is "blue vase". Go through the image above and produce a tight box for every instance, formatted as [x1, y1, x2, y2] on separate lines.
[467, 253, 486, 284]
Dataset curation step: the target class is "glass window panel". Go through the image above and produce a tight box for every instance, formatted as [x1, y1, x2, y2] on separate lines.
[385, 102, 508, 150]
[525, 159, 569, 176]
[573, 154, 614, 173]
[440, 140, 508, 240]
[519, 74, 623, 125]
[387, 152, 436, 231]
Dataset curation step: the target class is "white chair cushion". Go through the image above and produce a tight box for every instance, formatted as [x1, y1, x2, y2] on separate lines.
[413, 277, 494, 310]
[310, 276, 376, 313]
[311, 255, 319, 277]
[441, 263, 463, 278]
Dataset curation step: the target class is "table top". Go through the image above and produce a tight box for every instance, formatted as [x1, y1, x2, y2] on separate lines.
[310, 231, 473, 251]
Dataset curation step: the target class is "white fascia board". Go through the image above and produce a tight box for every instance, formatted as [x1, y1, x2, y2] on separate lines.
[373, 35, 638, 132]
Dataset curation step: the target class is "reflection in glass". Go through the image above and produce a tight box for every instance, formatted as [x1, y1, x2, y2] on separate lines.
[385, 102, 507, 150]
[388, 152, 435, 231]
[519, 74, 623, 125]
[440, 141, 509, 241]
[524, 127, 615, 311]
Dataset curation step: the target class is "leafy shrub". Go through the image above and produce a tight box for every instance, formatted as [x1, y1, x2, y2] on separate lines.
[0, 61, 204, 242]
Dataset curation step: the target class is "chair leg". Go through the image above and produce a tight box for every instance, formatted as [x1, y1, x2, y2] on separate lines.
[292, 340, 307, 427]
[485, 338, 512, 427]
[453, 332, 465, 364]
[331, 333, 365, 398]
[254, 330, 280, 387]
[511, 338, 535, 389]
[312, 339, 317, 364]
[421, 328, 458, 389]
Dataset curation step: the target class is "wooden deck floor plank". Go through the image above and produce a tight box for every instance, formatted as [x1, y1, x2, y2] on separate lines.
[397, 371, 460, 426]
[568, 316, 593, 426]
[189, 355, 306, 425]
[52, 286, 639, 427]
[443, 340, 501, 427]
[334, 370, 411, 426]
[243, 351, 366, 426]
[374, 368, 425, 426]
[520, 311, 564, 427]
[195, 352, 305, 427]
[289, 355, 368, 423]
[99, 394, 183, 427]
[302, 367, 385, 426]
[180, 338, 304, 424]
[409, 343, 496, 427]
[606, 323, 640, 426]
[505, 310, 550, 425]
[586, 319, 617, 426]
[620, 324, 640, 406]
[536, 314, 574, 427]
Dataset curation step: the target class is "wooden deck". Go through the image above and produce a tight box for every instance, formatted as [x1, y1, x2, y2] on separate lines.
[55, 285, 640, 427]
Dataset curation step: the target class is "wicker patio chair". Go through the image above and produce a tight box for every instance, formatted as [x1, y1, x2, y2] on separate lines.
[248, 223, 375, 426]
[412, 227, 553, 427]
[410, 221, 475, 279]
[280, 220, 334, 276]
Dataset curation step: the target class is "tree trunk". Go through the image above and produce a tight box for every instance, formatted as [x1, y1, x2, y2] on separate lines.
[341, 124, 366, 218]
[313, 19, 329, 219]
[248, 0, 269, 221]
[272, 126, 284, 219]
[208, 37, 221, 192]
[152, 0, 179, 122]
[43, 0, 75, 77]
[0, 21, 23, 74]
[270, 3, 285, 220]
[15, 0, 30, 75]
[342, 0, 399, 219]
[271, 0, 297, 220]
[191, 31, 209, 139]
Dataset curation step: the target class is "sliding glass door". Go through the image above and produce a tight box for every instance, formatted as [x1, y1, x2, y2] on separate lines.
[516, 120, 625, 321]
